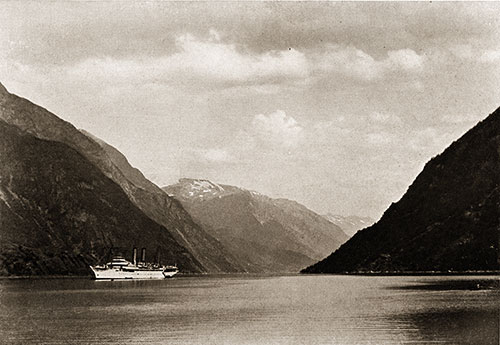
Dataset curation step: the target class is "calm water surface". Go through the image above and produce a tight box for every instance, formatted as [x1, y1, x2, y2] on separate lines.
[0, 275, 498, 345]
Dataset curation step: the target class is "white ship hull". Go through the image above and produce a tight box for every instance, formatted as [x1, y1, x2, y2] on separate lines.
[90, 267, 177, 280]
[90, 256, 178, 280]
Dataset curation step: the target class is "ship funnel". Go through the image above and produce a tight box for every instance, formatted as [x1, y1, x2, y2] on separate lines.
[141, 248, 146, 262]
[156, 247, 161, 266]
[133, 247, 137, 265]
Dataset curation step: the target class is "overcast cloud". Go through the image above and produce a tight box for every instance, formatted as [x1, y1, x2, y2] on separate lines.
[1, 2, 499, 218]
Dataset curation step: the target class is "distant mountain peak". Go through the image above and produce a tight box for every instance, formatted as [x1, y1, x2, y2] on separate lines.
[164, 178, 349, 273]
[167, 178, 237, 201]
[323, 214, 375, 237]
[180, 178, 226, 194]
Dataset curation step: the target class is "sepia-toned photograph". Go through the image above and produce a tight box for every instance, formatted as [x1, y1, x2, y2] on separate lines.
[0, 1, 499, 344]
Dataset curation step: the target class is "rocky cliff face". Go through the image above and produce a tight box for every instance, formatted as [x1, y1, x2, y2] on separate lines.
[303, 107, 500, 273]
[0, 83, 240, 273]
[164, 179, 349, 272]
[0, 120, 202, 275]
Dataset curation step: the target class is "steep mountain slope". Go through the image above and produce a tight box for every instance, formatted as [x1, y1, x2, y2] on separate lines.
[0, 83, 240, 273]
[164, 179, 349, 272]
[303, 107, 500, 273]
[0, 120, 202, 275]
[81, 131, 243, 273]
[324, 214, 374, 237]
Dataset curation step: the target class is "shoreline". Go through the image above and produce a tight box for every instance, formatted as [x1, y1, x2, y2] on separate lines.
[302, 270, 500, 276]
[1, 271, 499, 279]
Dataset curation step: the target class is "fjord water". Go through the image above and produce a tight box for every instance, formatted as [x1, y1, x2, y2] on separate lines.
[0, 275, 498, 345]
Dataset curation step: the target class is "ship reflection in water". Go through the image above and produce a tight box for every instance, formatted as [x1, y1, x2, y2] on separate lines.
[0, 275, 498, 344]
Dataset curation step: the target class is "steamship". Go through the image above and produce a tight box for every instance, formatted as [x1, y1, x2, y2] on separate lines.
[90, 248, 178, 280]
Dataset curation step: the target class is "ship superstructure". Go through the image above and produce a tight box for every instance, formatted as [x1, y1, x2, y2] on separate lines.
[90, 248, 178, 280]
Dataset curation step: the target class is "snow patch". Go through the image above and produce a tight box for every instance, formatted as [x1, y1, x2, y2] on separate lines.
[188, 179, 225, 195]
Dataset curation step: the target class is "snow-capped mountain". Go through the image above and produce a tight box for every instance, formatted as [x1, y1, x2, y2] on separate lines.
[164, 179, 349, 273]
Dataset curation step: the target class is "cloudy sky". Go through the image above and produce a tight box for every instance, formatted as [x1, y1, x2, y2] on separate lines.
[1, 2, 499, 219]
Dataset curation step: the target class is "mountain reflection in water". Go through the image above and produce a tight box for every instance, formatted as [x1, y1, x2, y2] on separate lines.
[391, 278, 500, 291]
[387, 277, 499, 344]
[0, 275, 498, 345]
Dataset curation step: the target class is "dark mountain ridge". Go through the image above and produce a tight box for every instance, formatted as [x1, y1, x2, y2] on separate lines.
[0, 83, 240, 273]
[303, 107, 500, 273]
[0, 119, 201, 275]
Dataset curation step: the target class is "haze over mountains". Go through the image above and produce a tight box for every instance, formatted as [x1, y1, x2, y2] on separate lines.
[323, 214, 374, 237]
[304, 107, 500, 274]
[2, 82, 498, 276]
[0, 83, 348, 275]
[164, 179, 349, 272]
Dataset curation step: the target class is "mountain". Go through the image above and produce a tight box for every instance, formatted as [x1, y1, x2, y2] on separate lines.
[0, 119, 202, 275]
[81, 131, 243, 273]
[323, 214, 374, 237]
[164, 179, 349, 272]
[303, 107, 500, 274]
[0, 82, 238, 274]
